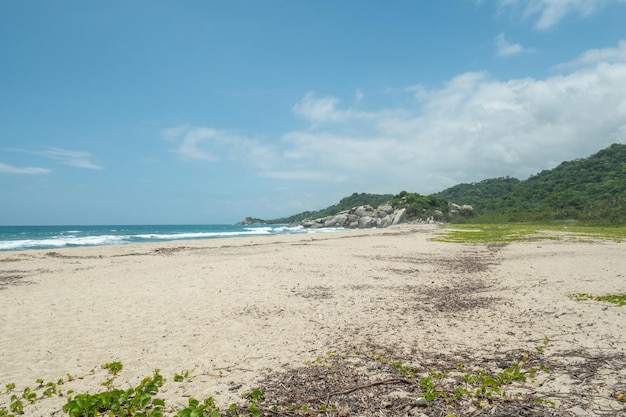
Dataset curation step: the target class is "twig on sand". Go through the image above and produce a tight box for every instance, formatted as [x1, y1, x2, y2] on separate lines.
[323, 377, 416, 404]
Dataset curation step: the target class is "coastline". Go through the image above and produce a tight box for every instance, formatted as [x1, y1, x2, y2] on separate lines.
[1, 224, 624, 415]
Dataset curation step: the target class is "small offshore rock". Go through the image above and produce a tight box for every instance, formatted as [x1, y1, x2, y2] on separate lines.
[415, 397, 428, 407]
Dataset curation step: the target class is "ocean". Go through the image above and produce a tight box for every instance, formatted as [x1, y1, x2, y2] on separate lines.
[0, 224, 343, 252]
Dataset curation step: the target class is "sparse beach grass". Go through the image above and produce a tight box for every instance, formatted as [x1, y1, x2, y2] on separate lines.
[568, 292, 626, 307]
[434, 223, 626, 243]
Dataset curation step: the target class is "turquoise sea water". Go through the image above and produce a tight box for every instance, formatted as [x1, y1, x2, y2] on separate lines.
[0, 224, 343, 252]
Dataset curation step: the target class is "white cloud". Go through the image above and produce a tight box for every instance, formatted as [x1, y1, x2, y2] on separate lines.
[41, 148, 102, 170]
[498, 0, 624, 29]
[167, 41, 626, 194]
[277, 42, 626, 192]
[495, 33, 534, 56]
[163, 125, 278, 169]
[555, 39, 626, 69]
[259, 170, 347, 182]
[291, 91, 342, 123]
[0, 162, 50, 175]
[161, 124, 192, 142]
[291, 91, 371, 125]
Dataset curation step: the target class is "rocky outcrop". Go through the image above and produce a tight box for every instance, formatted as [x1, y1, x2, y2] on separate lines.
[299, 199, 474, 229]
[448, 202, 474, 214]
[300, 204, 425, 229]
[236, 217, 266, 225]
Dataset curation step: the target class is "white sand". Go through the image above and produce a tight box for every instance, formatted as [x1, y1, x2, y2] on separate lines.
[1, 225, 624, 415]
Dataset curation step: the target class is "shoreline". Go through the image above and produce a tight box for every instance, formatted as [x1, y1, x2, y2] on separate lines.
[0, 223, 335, 253]
[1, 224, 625, 415]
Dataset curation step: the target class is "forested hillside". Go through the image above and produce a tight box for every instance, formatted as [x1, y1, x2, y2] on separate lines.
[435, 143, 626, 223]
[249, 143, 626, 225]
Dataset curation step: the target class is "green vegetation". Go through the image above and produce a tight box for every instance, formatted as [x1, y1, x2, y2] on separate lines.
[435, 143, 626, 224]
[0, 365, 265, 417]
[264, 192, 393, 224]
[0, 343, 558, 416]
[63, 370, 166, 417]
[247, 143, 626, 225]
[3, 335, 625, 415]
[389, 191, 452, 221]
[376, 342, 552, 407]
[434, 223, 626, 243]
[261, 191, 454, 224]
[568, 293, 626, 307]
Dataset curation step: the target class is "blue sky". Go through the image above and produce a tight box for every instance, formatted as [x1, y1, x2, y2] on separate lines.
[2, 0, 626, 225]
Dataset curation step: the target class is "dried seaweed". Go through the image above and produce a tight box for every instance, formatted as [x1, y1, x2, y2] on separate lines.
[248, 346, 625, 416]
[0, 270, 31, 290]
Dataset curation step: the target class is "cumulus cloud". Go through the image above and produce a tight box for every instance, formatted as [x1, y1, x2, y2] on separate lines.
[0, 162, 50, 175]
[278, 41, 626, 192]
[495, 33, 534, 56]
[167, 41, 626, 193]
[498, 0, 625, 30]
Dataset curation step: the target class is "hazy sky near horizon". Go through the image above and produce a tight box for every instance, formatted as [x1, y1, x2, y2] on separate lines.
[2, 0, 626, 225]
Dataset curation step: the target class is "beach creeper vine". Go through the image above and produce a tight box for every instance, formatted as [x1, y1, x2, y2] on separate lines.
[0, 348, 552, 417]
[2, 338, 623, 416]
[0, 361, 264, 417]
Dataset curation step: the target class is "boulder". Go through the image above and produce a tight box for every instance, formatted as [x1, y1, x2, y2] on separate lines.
[298, 200, 469, 229]
[379, 214, 394, 228]
[392, 208, 407, 225]
[378, 204, 394, 215]
[358, 216, 377, 228]
[354, 205, 375, 217]
[324, 213, 348, 228]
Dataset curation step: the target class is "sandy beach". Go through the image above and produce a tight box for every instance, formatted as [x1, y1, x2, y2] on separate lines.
[1, 224, 625, 416]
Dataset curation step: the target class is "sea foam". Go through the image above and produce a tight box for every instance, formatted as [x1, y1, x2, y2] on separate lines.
[0, 224, 347, 252]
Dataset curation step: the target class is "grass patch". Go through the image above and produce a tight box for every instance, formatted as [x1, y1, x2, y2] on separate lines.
[434, 223, 626, 243]
[569, 293, 626, 307]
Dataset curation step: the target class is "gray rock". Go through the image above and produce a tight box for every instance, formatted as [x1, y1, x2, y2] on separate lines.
[379, 214, 394, 228]
[298, 200, 469, 229]
[408, 409, 429, 417]
[385, 390, 410, 399]
[358, 216, 376, 228]
[378, 203, 394, 215]
[324, 214, 348, 228]
[354, 205, 375, 217]
[392, 208, 407, 225]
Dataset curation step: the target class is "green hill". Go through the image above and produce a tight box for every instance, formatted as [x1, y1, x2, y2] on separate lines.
[435, 143, 626, 223]
[251, 143, 626, 225]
